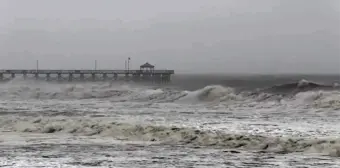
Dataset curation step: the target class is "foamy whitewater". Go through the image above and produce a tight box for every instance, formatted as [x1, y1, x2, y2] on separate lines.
[0, 75, 340, 167]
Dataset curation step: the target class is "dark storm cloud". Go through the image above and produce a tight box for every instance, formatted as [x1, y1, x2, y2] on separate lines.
[0, 0, 339, 74]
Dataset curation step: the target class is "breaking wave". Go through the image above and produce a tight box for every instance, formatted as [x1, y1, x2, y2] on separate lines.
[0, 78, 339, 109]
[6, 117, 340, 157]
[178, 85, 242, 103]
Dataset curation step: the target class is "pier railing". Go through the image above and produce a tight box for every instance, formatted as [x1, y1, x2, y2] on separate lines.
[0, 69, 174, 74]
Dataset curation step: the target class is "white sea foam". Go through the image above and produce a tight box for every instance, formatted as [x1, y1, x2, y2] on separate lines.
[0, 117, 338, 157]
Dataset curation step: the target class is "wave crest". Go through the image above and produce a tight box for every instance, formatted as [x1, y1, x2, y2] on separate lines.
[178, 85, 242, 103]
[265, 79, 338, 94]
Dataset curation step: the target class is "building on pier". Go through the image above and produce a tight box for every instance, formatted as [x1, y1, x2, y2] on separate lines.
[140, 62, 155, 73]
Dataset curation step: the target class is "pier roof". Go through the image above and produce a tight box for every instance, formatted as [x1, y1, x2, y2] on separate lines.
[140, 62, 154, 68]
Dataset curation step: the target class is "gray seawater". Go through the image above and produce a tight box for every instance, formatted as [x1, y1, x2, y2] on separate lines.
[0, 74, 340, 168]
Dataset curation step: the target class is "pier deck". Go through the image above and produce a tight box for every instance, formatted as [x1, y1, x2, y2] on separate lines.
[0, 69, 174, 83]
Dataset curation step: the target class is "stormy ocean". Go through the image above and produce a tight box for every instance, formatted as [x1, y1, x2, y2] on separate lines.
[0, 74, 339, 168]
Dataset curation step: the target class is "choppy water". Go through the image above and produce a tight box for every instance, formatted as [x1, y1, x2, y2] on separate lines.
[0, 75, 340, 167]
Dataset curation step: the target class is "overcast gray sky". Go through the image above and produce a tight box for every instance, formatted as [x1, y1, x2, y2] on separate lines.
[0, 0, 339, 74]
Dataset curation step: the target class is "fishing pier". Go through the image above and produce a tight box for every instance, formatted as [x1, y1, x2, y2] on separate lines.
[0, 62, 174, 83]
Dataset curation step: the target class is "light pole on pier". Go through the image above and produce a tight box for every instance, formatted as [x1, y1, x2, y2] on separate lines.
[94, 60, 97, 70]
[36, 60, 39, 72]
[128, 57, 131, 72]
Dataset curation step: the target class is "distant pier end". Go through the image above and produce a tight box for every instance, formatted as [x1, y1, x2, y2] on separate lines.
[0, 62, 174, 83]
